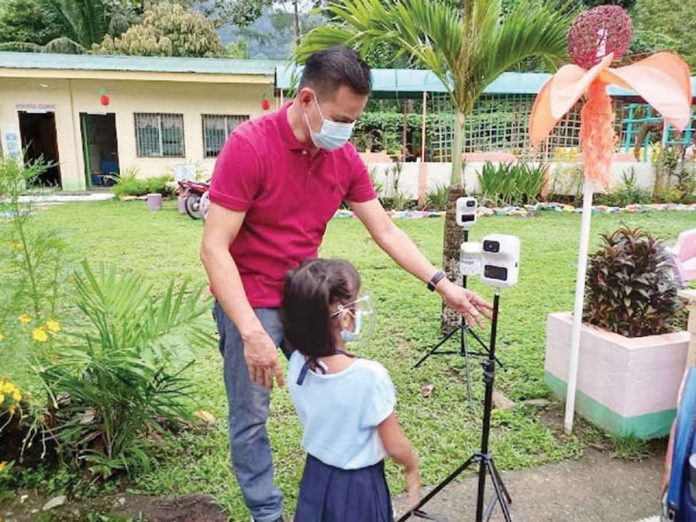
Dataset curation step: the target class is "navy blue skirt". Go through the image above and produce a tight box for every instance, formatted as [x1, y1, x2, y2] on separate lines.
[294, 454, 393, 522]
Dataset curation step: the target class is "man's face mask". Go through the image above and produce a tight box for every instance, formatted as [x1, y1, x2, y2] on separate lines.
[330, 296, 374, 343]
[304, 94, 355, 151]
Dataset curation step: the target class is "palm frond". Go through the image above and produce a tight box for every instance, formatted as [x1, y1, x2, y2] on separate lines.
[0, 42, 44, 52]
[481, 1, 575, 81]
[39, 0, 107, 49]
[298, 0, 572, 115]
[297, 0, 462, 97]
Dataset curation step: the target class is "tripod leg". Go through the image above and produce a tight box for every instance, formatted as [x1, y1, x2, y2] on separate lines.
[396, 454, 478, 522]
[489, 459, 512, 504]
[414, 326, 460, 368]
[483, 492, 498, 521]
[475, 455, 487, 521]
[467, 328, 504, 368]
[486, 460, 512, 522]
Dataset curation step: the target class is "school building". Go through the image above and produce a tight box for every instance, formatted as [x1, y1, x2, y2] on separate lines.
[0, 52, 277, 191]
[1, 52, 694, 197]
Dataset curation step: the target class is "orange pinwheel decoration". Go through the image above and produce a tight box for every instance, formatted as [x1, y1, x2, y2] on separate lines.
[529, 5, 692, 188]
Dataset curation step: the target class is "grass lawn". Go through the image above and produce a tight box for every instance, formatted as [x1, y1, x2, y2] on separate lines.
[1, 200, 693, 519]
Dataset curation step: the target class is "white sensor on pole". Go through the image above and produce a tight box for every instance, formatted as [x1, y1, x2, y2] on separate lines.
[456, 197, 477, 228]
[480, 234, 520, 289]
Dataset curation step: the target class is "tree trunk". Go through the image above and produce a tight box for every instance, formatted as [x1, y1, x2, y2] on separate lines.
[293, 0, 301, 45]
[441, 111, 467, 333]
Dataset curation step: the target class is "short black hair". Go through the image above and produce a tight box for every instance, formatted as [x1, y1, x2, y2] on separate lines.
[282, 258, 360, 357]
[299, 45, 372, 98]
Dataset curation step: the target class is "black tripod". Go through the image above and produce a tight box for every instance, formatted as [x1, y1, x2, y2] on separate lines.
[400, 290, 512, 522]
[414, 230, 503, 409]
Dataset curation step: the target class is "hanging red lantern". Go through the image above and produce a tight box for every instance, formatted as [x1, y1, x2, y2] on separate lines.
[261, 95, 271, 111]
[100, 94, 110, 106]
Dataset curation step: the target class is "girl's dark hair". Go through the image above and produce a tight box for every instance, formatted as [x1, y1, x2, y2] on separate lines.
[282, 258, 360, 358]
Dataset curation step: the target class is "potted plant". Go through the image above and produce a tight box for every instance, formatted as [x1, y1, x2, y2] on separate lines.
[545, 227, 689, 439]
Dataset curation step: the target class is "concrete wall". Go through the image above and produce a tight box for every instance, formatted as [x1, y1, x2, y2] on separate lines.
[0, 76, 269, 191]
[367, 160, 658, 200]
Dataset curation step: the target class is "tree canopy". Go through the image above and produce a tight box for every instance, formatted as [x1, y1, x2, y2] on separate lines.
[95, 2, 223, 57]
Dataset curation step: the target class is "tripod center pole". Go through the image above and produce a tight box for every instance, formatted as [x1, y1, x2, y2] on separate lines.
[476, 290, 501, 521]
[462, 229, 469, 289]
[480, 290, 500, 455]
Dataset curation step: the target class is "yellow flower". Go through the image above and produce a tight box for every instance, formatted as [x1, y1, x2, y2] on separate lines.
[32, 328, 48, 343]
[45, 320, 61, 333]
[0, 332, 4, 342]
[12, 390, 21, 402]
[10, 241, 23, 250]
[18, 314, 32, 325]
[0, 462, 6, 473]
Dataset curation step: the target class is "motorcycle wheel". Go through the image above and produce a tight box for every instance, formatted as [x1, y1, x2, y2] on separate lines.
[199, 191, 210, 221]
[185, 193, 202, 220]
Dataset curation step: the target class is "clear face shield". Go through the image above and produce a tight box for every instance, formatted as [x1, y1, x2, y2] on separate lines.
[330, 295, 375, 344]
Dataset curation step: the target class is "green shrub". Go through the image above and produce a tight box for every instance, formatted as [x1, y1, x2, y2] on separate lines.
[583, 227, 682, 337]
[37, 262, 214, 478]
[112, 170, 175, 198]
[424, 183, 449, 211]
[0, 155, 66, 325]
[594, 169, 651, 207]
[383, 162, 413, 211]
[368, 166, 385, 199]
[477, 161, 544, 207]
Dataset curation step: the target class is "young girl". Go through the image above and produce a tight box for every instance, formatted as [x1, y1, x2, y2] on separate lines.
[282, 258, 420, 522]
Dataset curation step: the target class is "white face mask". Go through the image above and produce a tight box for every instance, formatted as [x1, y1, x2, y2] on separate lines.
[330, 296, 373, 344]
[304, 95, 355, 151]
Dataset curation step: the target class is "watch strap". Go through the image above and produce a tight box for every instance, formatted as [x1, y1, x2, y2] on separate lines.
[427, 270, 446, 291]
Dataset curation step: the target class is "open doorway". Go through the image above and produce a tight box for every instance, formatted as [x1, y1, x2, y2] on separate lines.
[80, 113, 120, 187]
[18, 111, 61, 188]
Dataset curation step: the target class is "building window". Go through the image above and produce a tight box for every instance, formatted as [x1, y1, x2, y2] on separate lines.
[202, 115, 248, 157]
[134, 113, 185, 157]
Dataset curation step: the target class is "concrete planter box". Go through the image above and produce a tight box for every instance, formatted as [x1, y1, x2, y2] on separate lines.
[544, 312, 689, 439]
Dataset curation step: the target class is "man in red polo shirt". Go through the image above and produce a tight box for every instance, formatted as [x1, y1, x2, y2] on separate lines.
[201, 46, 491, 522]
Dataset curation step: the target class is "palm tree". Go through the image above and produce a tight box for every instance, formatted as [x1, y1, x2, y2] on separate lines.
[297, 0, 573, 330]
[0, 0, 132, 53]
[40, 0, 108, 50]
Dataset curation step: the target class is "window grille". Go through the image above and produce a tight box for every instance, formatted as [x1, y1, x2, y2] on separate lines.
[135, 113, 185, 157]
[202, 114, 248, 157]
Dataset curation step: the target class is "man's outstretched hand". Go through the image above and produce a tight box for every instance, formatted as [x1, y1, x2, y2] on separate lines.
[437, 279, 494, 328]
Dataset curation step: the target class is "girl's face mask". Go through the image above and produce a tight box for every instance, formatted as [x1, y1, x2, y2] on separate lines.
[330, 296, 374, 343]
[304, 95, 355, 151]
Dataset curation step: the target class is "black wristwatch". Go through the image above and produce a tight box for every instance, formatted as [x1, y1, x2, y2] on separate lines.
[427, 270, 447, 292]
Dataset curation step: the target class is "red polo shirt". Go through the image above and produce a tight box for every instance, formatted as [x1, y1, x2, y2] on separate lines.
[208, 102, 376, 308]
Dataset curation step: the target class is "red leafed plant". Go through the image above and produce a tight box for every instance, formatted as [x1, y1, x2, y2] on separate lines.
[583, 227, 684, 337]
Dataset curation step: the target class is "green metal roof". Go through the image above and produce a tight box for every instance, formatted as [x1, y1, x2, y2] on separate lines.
[276, 64, 696, 100]
[1, 53, 693, 99]
[0, 52, 279, 76]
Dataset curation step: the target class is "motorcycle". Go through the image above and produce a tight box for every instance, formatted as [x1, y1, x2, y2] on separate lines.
[178, 179, 210, 220]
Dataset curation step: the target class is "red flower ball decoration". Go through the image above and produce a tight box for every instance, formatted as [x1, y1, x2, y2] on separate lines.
[568, 5, 632, 69]
[100, 94, 110, 107]
[261, 97, 271, 111]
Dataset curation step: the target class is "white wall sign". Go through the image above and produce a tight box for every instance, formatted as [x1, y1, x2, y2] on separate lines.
[16, 103, 55, 113]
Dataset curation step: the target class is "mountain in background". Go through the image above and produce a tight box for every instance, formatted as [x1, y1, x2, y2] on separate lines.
[215, 3, 324, 60]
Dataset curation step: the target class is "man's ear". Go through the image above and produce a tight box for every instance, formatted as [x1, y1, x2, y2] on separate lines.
[297, 87, 315, 107]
